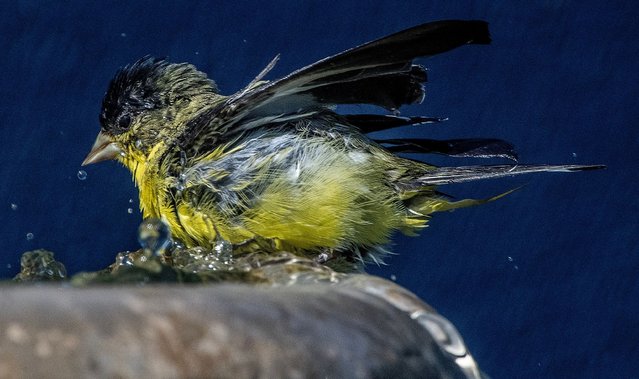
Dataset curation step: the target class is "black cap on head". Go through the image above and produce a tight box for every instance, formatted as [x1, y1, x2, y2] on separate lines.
[100, 56, 169, 135]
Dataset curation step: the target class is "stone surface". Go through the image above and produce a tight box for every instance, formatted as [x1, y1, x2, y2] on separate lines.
[0, 277, 479, 378]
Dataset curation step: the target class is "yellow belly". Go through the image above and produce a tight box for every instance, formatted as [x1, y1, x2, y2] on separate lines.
[127, 139, 442, 254]
[135, 153, 404, 253]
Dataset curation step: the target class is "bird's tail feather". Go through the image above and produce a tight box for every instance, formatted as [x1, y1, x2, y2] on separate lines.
[406, 187, 519, 218]
[400, 164, 604, 230]
[416, 164, 605, 186]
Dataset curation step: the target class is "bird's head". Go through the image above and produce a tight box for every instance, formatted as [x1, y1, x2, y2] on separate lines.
[82, 56, 220, 167]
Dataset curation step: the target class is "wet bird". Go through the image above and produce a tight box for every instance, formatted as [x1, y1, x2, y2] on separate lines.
[82, 20, 603, 267]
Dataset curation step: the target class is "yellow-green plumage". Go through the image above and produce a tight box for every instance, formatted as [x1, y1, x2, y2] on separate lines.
[123, 112, 442, 256]
[82, 20, 602, 265]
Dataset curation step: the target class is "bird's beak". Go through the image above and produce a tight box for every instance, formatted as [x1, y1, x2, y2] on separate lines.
[82, 131, 123, 166]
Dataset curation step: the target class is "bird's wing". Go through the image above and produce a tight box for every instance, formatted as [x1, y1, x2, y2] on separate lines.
[377, 138, 519, 161]
[178, 20, 490, 147]
[342, 114, 445, 133]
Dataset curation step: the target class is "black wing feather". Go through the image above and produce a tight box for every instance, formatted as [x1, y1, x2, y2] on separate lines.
[379, 138, 518, 161]
[182, 19, 491, 143]
[344, 114, 445, 133]
[310, 65, 428, 110]
[237, 20, 490, 118]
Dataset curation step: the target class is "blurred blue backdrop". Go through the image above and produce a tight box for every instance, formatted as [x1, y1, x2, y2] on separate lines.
[1, 1, 637, 378]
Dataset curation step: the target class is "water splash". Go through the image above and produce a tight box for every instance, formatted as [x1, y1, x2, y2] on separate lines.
[172, 245, 234, 273]
[137, 218, 172, 259]
[214, 238, 233, 262]
[77, 170, 87, 180]
[14, 249, 67, 281]
[114, 251, 136, 267]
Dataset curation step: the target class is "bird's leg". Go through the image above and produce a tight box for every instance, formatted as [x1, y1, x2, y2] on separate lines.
[231, 237, 259, 256]
[231, 236, 278, 256]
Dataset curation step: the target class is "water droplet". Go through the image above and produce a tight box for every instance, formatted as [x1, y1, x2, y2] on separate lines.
[77, 170, 87, 180]
[316, 252, 330, 263]
[507, 256, 513, 262]
[195, 51, 199, 55]
[179, 150, 187, 167]
[175, 172, 187, 195]
[26, 233, 34, 241]
[514, 265, 519, 270]
[6, 263, 12, 269]
[10, 203, 18, 211]
[127, 208, 133, 214]
[114, 251, 135, 267]
[138, 218, 172, 258]
[120, 32, 127, 37]
[390, 274, 397, 281]
[572, 152, 577, 158]
[128, 198, 133, 203]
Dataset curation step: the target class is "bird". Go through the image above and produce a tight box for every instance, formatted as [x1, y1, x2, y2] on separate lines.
[82, 20, 603, 268]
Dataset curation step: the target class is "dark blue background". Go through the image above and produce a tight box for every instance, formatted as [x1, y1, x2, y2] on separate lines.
[1, 1, 637, 378]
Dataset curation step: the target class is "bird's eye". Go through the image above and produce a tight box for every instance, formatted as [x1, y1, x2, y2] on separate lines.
[116, 114, 132, 133]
